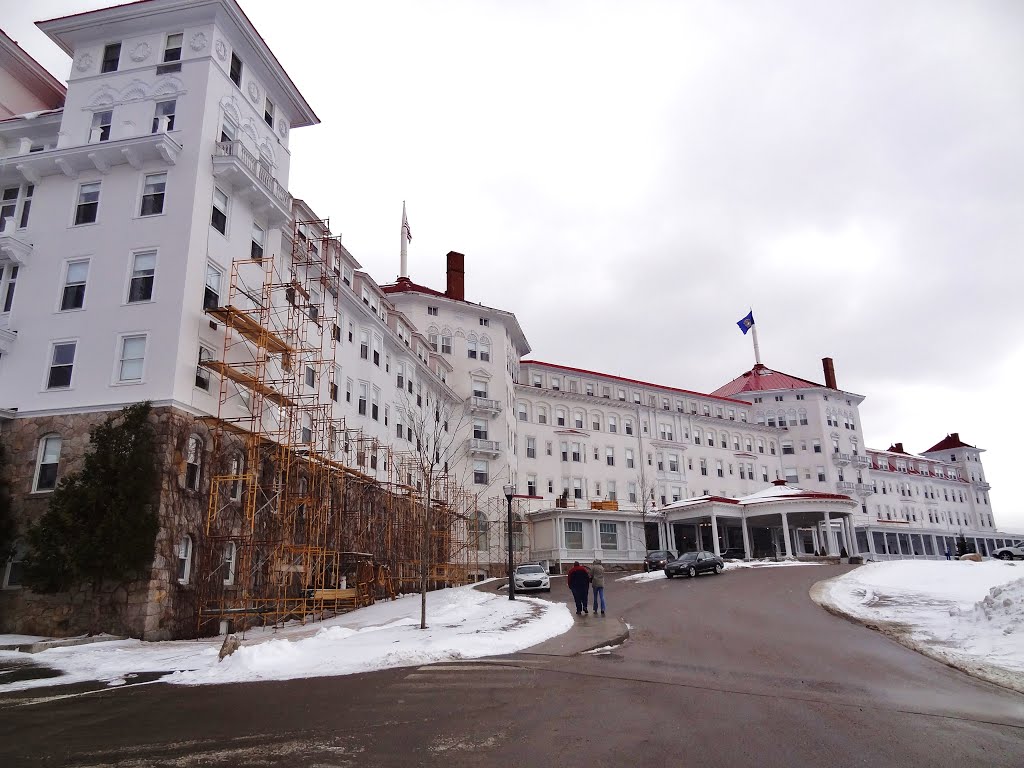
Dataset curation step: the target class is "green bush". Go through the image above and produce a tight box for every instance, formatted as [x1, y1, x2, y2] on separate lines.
[24, 403, 159, 592]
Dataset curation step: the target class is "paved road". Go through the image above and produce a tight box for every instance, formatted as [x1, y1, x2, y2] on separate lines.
[1, 565, 1022, 767]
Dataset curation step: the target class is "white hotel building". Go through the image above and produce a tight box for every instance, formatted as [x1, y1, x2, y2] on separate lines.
[0, 0, 1019, 637]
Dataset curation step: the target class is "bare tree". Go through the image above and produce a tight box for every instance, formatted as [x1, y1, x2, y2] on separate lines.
[400, 382, 471, 630]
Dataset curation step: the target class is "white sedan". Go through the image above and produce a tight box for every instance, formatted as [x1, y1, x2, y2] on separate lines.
[513, 564, 551, 592]
[992, 545, 1024, 561]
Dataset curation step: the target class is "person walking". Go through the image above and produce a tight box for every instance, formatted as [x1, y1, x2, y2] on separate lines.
[566, 561, 591, 615]
[590, 558, 606, 615]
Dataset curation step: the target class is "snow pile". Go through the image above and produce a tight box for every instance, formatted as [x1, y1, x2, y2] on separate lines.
[0, 584, 572, 692]
[617, 559, 819, 582]
[816, 560, 1024, 692]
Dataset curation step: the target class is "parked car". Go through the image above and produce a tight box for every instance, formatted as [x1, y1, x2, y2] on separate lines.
[992, 545, 1024, 561]
[643, 550, 676, 572]
[665, 551, 725, 578]
[513, 564, 550, 592]
[720, 547, 746, 560]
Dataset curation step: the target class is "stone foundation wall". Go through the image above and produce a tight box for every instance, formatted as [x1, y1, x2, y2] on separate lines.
[0, 406, 233, 640]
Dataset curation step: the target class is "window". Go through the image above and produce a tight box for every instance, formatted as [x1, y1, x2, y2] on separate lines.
[185, 436, 202, 490]
[74, 182, 100, 225]
[101, 42, 121, 73]
[264, 98, 275, 128]
[60, 260, 89, 311]
[358, 382, 368, 415]
[427, 306, 438, 316]
[606, 447, 615, 466]
[90, 110, 112, 142]
[624, 419, 633, 436]
[480, 339, 491, 362]
[195, 346, 213, 390]
[152, 99, 176, 132]
[556, 408, 566, 427]
[204, 263, 222, 309]
[251, 223, 265, 260]
[229, 52, 243, 86]
[126, 250, 156, 303]
[176, 535, 193, 583]
[441, 334, 452, 354]
[473, 420, 488, 440]
[782, 440, 794, 455]
[47, 341, 76, 389]
[817, 466, 826, 482]
[527, 476, 537, 496]
[467, 338, 478, 359]
[600, 522, 618, 550]
[219, 116, 237, 143]
[371, 387, 380, 421]
[360, 330, 369, 359]
[473, 460, 489, 485]
[608, 415, 617, 433]
[139, 173, 167, 216]
[1, 264, 17, 313]
[222, 542, 236, 586]
[517, 403, 528, 422]
[33, 435, 62, 491]
[538, 407, 548, 425]
[117, 335, 146, 382]
[2, 539, 26, 589]
[626, 449, 634, 469]
[211, 187, 228, 233]
[565, 520, 583, 549]
[163, 32, 183, 63]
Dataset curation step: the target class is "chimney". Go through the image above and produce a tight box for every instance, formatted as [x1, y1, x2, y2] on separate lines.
[894, 442, 904, 453]
[950, 432, 959, 442]
[822, 357, 837, 389]
[445, 251, 465, 301]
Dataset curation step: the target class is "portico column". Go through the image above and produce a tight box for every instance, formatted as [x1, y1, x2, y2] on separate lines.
[710, 513, 721, 557]
[780, 511, 793, 558]
[823, 510, 837, 556]
[848, 515, 860, 556]
[593, 518, 600, 558]
[741, 515, 752, 561]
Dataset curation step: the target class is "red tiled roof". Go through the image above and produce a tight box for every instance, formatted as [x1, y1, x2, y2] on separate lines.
[923, 433, 974, 454]
[519, 360, 750, 406]
[711, 364, 822, 397]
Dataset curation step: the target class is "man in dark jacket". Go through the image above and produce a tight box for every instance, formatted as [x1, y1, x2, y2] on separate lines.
[567, 561, 591, 615]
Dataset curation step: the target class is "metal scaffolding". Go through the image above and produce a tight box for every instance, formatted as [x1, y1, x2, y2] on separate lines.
[195, 219, 476, 634]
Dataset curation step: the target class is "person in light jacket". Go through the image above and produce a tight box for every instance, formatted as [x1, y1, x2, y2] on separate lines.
[589, 559, 606, 615]
[566, 561, 591, 615]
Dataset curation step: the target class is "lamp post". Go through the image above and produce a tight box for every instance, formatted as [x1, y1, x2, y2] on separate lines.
[503, 483, 516, 600]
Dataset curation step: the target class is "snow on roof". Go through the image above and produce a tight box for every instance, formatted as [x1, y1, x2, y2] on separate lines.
[711, 364, 822, 397]
[658, 484, 855, 512]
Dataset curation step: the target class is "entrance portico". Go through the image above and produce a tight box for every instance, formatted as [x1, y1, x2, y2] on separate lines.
[660, 481, 860, 559]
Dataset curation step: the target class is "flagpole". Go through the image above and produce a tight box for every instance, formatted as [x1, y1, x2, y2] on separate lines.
[400, 201, 408, 278]
[751, 321, 762, 366]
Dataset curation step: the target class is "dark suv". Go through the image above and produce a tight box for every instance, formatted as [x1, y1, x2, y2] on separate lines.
[720, 547, 746, 560]
[643, 550, 676, 572]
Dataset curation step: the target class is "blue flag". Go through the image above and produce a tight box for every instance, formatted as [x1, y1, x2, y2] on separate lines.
[737, 311, 755, 335]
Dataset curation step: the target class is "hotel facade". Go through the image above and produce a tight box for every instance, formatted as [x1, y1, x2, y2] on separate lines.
[0, 0, 1018, 638]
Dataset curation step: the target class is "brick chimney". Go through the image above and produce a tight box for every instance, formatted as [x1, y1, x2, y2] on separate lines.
[822, 357, 837, 389]
[445, 251, 465, 301]
[893, 442, 904, 453]
[950, 432, 959, 442]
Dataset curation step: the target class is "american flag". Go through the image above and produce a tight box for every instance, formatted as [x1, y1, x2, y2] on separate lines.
[402, 205, 412, 243]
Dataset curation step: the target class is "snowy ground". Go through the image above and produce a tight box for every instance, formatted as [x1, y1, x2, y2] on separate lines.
[814, 560, 1024, 693]
[0, 584, 572, 693]
[617, 558, 822, 583]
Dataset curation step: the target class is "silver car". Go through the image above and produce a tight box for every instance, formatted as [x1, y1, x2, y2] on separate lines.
[513, 564, 550, 592]
[992, 545, 1024, 561]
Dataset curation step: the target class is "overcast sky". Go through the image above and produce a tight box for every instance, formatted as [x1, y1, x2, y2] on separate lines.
[7, 1, 1023, 530]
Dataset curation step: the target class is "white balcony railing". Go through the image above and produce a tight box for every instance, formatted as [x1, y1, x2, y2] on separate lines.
[468, 438, 501, 455]
[468, 396, 502, 415]
[855, 483, 874, 495]
[212, 141, 291, 221]
[836, 481, 856, 493]
[832, 452, 852, 466]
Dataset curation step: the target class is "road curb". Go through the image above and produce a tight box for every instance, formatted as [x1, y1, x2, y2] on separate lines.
[809, 576, 1024, 696]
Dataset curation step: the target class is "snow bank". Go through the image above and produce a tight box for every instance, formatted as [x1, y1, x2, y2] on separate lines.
[815, 560, 1024, 692]
[616, 559, 819, 583]
[0, 584, 573, 692]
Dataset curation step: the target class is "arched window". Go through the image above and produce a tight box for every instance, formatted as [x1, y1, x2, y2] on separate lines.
[34, 435, 62, 492]
[591, 412, 602, 431]
[732, 434, 741, 450]
[707, 430, 716, 447]
[769, 441, 777, 456]
[720, 431, 728, 448]
[624, 418, 634, 436]
[573, 410, 584, 429]
[176, 535, 193, 584]
[537, 405, 548, 425]
[185, 436, 202, 490]
[517, 401, 529, 422]
[555, 408, 567, 427]
[798, 408, 808, 426]
[479, 338, 491, 362]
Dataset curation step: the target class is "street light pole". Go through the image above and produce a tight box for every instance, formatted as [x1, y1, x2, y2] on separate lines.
[503, 483, 516, 601]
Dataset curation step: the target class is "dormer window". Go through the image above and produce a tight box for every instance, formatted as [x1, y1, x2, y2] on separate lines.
[101, 43, 121, 73]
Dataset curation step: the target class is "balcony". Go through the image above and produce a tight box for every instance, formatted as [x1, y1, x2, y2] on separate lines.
[836, 481, 856, 494]
[851, 454, 872, 468]
[468, 396, 502, 416]
[468, 438, 501, 456]
[977, 481, 991, 491]
[856, 483, 874, 496]
[0, 232, 32, 266]
[0, 327, 14, 353]
[212, 141, 291, 224]
[831, 452, 851, 466]
[14, 132, 181, 184]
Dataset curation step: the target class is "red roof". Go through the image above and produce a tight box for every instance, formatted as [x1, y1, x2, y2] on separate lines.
[520, 360, 750, 406]
[380, 276, 448, 299]
[923, 433, 974, 454]
[711, 364, 822, 397]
